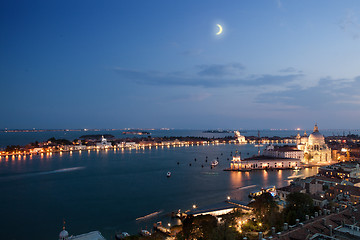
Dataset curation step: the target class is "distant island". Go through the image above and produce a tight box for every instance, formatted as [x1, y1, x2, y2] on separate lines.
[203, 130, 234, 133]
[122, 131, 151, 135]
[79, 134, 115, 140]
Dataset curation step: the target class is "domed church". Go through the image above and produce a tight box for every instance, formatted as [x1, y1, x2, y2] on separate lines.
[297, 124, 332, 164]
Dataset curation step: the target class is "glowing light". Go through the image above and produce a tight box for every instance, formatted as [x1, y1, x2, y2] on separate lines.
[192, 205, 197, 209]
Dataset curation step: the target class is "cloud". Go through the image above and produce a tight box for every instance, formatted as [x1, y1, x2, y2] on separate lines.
[276, 0, 282, 9]
[114, 65, 302, 88]
[279, 67, 302, 73]
[256, 76, 360, 108]
[170, 92, 212, 102]
[339, 10, 360, 40]
[197, 63, 245, 77]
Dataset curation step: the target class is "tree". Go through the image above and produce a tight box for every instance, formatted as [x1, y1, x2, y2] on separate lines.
[283, 192, 315, 225]
[178, 214, 217, 240]
[249, 192, 279, 227]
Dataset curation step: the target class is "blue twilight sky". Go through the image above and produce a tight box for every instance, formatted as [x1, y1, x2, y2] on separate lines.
[1, 0, 360, 130]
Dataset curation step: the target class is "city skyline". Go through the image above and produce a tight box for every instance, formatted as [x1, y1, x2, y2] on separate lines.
[1, 0, 360, 129]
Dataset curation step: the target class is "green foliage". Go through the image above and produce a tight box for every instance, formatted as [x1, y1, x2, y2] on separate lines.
[249, 192, 279, 228]
[210, 223, 241, 240]
[180, 214, 218, 240]
[283, 192, 315, 225]
[241, 219, 263, 232]
[47, 137, 72, 145]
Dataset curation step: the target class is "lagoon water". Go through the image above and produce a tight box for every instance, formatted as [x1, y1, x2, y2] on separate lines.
[0, 129, 354, 239]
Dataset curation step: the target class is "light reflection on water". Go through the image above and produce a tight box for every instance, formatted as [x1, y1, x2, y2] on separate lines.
[0, 143, 319, 240]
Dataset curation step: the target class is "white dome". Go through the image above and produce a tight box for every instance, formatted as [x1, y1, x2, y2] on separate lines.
[308, 124, 325, 145]
[59, 229, 69, 239]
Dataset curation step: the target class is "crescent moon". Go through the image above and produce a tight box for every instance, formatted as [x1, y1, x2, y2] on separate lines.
[216, 24, 223, 35]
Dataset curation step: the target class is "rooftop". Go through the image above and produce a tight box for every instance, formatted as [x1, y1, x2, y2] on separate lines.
[70, 231, 106, 240]
[242, 155, 299, 161]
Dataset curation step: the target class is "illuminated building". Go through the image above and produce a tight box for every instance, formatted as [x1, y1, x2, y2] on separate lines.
[234, 131, 246, 144]
[230, 155, 300, 170]
[264, 145, 304, 160]
[297, 124, 332, 164]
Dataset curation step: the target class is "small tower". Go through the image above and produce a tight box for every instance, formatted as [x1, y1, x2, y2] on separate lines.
[313, 123, 319, 132]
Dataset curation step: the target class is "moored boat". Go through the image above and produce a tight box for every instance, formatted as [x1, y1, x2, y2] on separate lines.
[167, 171, 171, 177]
[211, 160, 219, 167]
[115, 232, 130, 240]
[140, 230, 151, 236]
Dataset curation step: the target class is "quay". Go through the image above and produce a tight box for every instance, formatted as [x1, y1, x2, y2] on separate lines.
[0, 135, 298, 158]
[178, 200, 252, 218]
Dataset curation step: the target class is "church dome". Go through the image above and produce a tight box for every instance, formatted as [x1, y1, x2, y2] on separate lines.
[308, 124, 325, 145]
[59, 229, 69, 239]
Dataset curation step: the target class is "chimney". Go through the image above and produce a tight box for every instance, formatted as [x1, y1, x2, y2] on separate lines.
[336, 208, 340, 213]
[329, 225, 332, 237]
[352, 216, 356, 224]
[296, 219, 300, 225]
[323, 209, 327, 215]
[305, 215, 309, 221]
[272, 227, 276, 236]
[322, 218, 326, 226]
[283, 223, 288, 231]
[332, 206, 335, 213]
[259, 232, 263, 240]
[319, 210, 322, 216]
[315, 212, 319, 217]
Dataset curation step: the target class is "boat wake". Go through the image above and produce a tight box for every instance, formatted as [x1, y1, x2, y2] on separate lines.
[287, 174, 304, 179]
[0, 167, 86, 181]
[136, 210, 163, 221]
[236, 185, 257, 190]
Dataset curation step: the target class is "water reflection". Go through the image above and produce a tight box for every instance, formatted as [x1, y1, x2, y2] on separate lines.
[229, 171, 242, 188]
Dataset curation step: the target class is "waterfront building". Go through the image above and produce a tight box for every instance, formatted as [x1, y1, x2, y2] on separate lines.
[59, 227, 106, 240]
[96, 136, 112, 149]
[234, 131, 247, 144]
[297, 124, 332, 164]
[230, 155, 300, 170]
[186, 200, 252, 217]
[264, 145, 304, 161]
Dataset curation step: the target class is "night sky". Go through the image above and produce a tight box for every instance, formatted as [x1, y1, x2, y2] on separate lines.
[1, 0, 360, 129]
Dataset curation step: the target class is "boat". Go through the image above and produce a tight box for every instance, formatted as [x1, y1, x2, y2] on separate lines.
[115, 232, 130, 240]
[249, 186, 276, 198]
[254, 144, 264, 147]
[211, 160, 219, 167]
[140, 230, 151, 236]
[167, 171, 171, 177]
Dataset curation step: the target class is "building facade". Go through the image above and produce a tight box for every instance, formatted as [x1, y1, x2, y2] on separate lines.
[264, 145, 304, 161]
[230, 155, 300, 170]
[297, 124, 332, 164]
